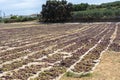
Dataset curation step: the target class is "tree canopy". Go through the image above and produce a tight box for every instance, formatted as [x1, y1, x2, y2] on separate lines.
[41, 0, 73, 22]
[41, 0, 120, 22]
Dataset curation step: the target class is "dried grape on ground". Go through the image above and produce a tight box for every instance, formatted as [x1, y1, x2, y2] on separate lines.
[0, 22, 119, 80]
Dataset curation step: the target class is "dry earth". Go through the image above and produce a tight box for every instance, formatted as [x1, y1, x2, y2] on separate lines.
[61, 50, 120, 80]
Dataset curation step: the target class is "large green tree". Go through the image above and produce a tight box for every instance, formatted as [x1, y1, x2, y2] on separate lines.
[41, 0, 73, 22]
[73, 3, 89, 11]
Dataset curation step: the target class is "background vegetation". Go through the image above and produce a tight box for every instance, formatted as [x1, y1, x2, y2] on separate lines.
[72, 1, 120, 22]
[0, 17, 2, 23]
[41, 0, 120, 22]
[3, 15, 38, 23]
[1, 0, 120, 23]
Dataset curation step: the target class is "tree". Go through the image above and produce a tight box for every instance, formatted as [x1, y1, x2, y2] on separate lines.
[10, 15, 17, 19]
[73, 3, 89, 11]
[0, 17, 2, 23]
[41, 0, 73, 22]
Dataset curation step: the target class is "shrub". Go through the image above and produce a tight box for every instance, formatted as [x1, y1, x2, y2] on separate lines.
[72, 9, 120, 21]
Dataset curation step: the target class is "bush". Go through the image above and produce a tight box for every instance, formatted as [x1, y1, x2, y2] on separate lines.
[0, 17, 2, 23]
[10, 16, 17, 19]
[72, 9, 120, 21]
[3, 18, 10, 23]
[3, 16, 37, 23]
[71, 1, 120, 22]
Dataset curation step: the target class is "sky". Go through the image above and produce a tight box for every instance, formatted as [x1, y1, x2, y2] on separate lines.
[0, 0, 118, 16]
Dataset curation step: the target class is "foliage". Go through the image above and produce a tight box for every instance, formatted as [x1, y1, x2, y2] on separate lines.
[10, 16, 18, 19]
[100, 1, 120, 9]
[73, 1, 120, 11]
[73, 9, 120, 21]
[73, 9, 120, 18]
[3, 16, 37, 23]
[0, 17, 2, 23]
[41, 0, 73, 22]
[40, 0, 120, 22]
[72, 1, 120, 22]
[73, 3, 89, 11]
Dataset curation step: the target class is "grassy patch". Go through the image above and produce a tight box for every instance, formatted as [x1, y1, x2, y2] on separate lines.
[65, 71, 93, 78]
[80, 73, 93, 78]
[66, 71, 75, 77]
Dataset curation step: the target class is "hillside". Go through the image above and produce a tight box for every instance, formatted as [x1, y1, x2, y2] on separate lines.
[72, 1, 120, 22]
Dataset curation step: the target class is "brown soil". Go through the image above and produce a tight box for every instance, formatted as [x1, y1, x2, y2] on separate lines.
[61, 50, 120, 80]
